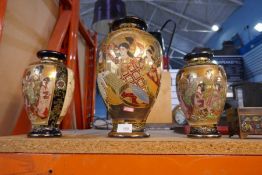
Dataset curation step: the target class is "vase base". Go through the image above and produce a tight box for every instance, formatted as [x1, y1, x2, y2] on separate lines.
[28, 126, 62, 137]
[108, 131, 150, 138]
[187, 133, 221, 138]
[188, 126, 221, 138]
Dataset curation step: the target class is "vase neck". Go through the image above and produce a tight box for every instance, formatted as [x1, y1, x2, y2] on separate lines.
[116, 23, 143, 30]
[40, 57, 64, 63]
[184, 47, 213, 66]
[37, 50, 66, 63]
[187, 57, 212, 66]
[111, 16, 147, 31]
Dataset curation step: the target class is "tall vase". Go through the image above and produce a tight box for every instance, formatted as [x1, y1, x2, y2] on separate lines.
[176, 48, 227, 138]
[22, 50, 75, 137]
[97, 16, 163, 138]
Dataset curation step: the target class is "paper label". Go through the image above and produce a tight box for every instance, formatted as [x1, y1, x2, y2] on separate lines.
[117, 124, 132, 133]
[123, 106, 134, 112]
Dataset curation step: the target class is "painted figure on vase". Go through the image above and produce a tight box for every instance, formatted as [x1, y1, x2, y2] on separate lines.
[37, 77, 52, 118]
[176, 48, 227, 138]
[97, 16, 162, 138]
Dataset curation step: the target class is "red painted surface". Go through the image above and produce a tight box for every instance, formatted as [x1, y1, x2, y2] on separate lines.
[0, 0, 7, 42]
[12, 108, 31, 135]
[60, 0, 72, 9]
[47, 10, 71, 51]
[0, 153, 261, 175]
[79, 21, 97, 128]
[90, 35, 97, 128]
[79, 21, 95, 46]
[62, 0, 83, 129]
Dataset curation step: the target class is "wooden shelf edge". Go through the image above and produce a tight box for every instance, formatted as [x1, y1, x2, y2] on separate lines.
[0, 130, 261, 155]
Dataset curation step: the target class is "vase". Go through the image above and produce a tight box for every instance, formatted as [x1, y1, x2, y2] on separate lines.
[22, 50, 74, 137]
[97, 16, 162, 138]
[176, 48, 227, 138]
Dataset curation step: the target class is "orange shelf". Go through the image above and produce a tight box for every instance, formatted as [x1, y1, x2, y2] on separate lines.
[0, 130, 261, 174]
[0, 154, 261, 175]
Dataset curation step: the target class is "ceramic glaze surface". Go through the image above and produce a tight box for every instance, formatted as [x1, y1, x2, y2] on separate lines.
[97, 17, 162, 138]
[176, 50, 227, 138]
[58, 68, 74, 124]
[22, 50, 74, 137]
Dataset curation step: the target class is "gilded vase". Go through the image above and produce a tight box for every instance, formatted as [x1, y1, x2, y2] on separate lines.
[97, 16, 162, 138]
[22, 50, 75, 137]
[176, 48, 227, 138]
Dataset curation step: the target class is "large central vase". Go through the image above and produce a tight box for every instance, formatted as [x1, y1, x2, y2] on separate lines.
[97, 16, 162, 138]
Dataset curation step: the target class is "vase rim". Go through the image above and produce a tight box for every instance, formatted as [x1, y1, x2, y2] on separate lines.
[184, 47, 213, 61]
[37, 50, 66, 61]
[111, 16, 147, 31]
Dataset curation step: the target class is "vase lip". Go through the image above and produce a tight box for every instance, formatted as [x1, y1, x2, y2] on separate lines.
[184, 47, 213, 61]
[111, 16, 147, 31]
[37, 50, 66, 61]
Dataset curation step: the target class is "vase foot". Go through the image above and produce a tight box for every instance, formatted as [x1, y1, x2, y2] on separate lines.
[28, 126, 62, 137]
[187, 126, 221, 138]
[108, 130, 150, 138]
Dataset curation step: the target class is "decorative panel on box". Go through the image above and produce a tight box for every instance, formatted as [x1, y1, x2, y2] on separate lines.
[228, 107, 262, 139]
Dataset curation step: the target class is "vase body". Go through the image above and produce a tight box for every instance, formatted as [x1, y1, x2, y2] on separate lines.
[176, 48, 227, 138]
[97, 16, 162, 138]
[22, 50, 74, 137]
